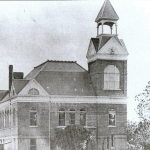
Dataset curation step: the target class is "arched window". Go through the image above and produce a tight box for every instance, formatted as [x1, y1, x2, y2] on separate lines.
[30, 107, 37, 126]
[104, 65, 120, 90]
[59, 108, 65, 126]
[69, 109, 75, 125]
[109, 109, 116, 126]
[28, 88, 39, 95]
[80, 108, 86, 126]
[13, 108, 16, 126]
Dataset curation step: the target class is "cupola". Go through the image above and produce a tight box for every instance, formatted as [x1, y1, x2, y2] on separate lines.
[95, 0, 119, 36]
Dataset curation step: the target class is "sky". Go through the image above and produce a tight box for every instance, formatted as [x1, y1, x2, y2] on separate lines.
[0, 0, 150, 121]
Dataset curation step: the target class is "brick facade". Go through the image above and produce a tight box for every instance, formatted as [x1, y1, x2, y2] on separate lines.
[88, 60, 127, 96]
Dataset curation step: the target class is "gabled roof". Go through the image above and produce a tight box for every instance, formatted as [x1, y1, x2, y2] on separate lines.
[25, 60, 86, 80]
[0, 90, 9, 101]
[99, 35, 111, 50]
[88, 35, 128, 57]
[91, 38, 99, 52]
[95, 0, 119, 22]
[90, 35, 114, 52]
[35, 71, 96, 96]
[13, 79, 29, 94]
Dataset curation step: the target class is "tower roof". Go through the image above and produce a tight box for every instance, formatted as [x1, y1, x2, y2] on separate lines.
[95, 0, 119, 23]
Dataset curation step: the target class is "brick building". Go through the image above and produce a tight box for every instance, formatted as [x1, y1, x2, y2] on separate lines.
[0, 0, 128, 150]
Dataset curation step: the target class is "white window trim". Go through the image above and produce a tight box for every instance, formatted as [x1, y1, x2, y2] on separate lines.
[104, 65, 120, 90]
[108, 109, 116, 127]
[29, 108, 38, 127]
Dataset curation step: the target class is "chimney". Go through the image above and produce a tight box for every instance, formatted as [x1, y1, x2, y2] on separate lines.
[13, 72, 24, 79]
[9, 65, 13, 93]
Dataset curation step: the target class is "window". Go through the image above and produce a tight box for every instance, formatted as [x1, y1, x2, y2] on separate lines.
[109, 109, 116, 126]
[28, 88, 39, 95]
[69, 109, 75, 125]
[30, 139, 36, 150]
[0, 113, 2, 129]
[80, 109, 86, 126]
[111, 134, 114, 147]
[30, 107, 37, 126]
[104, 65, 120, 90]
[13, 108, 16, 126]
[59, 108, 65, 126]
[2, 112, 4, 129]
[5, 110, 9, 128]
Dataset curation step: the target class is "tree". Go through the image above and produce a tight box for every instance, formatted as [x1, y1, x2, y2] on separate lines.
[53, 124, 96, 150]
[127, 120, 150, 150]
[130, 81, 150, 150]
[127, 121, 138, 150]
[135, 81, 150, 120]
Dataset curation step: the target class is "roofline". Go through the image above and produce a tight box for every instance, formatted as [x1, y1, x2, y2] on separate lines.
[96, 18, 119, 23]
[34, 60, 86, 72]
[34, 60, 77, 69]
[13, 79, 29, 94]
[0, 90, 9, 101]
[0, 90, 8, 92]
[95, 0, 119, 23]
[13, 79, 29, 81]
[98, 35, 117, 50]
[75, 62, 87, 72]
[34, 60, 49, 69]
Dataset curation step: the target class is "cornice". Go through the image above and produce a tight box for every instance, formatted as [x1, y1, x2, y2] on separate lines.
[50, 96, 127, 104]
[87, 54, 128, 63]
[1, 95, 127, 104]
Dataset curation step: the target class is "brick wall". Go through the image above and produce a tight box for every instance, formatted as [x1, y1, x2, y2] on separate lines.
[18, 102, 49, 137]
[50, 102, 127, 150]
[16, 101, 127, 150]
[88, 60, 127, 96]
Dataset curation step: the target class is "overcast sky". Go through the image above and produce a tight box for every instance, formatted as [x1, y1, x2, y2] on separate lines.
[0, 0, 150, 121]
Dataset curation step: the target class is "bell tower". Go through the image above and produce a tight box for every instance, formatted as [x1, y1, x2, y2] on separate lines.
[87, 0, 128, 96]
[95, 0, 119, 36]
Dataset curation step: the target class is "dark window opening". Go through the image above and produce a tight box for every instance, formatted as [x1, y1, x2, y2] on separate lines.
[13, 108, 16, 126]
[59, 109, 65, 126]
[109, 109, 116, 126]
[80, 108, 86, 126]
[30, 107, 37, 126]
[69, 109, 75, 125]
[28, 88, 39, 95]
[30, 139, 36, 150]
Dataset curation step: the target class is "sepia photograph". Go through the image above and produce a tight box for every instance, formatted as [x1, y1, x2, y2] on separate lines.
[0, 0, 150, 149]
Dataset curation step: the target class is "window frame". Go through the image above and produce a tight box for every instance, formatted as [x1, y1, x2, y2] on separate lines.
[28, 88, 39, 96]
[108, 109, 116, 127]
[80, 108, 86, 126]
[5, 109, 9, 128]
[29, 107, 38, 127]
[2, 110, 5, 129]
[58, 108, 65, 126]
[30, 138, 37, 150]
[104, 65, 120, 90]
[13, 108, 16, 127]
[0, 113, 2, 129]
[69, 109, 75, 125]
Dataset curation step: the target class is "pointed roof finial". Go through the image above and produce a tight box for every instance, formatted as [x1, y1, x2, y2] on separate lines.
[95, 0, 119, 23]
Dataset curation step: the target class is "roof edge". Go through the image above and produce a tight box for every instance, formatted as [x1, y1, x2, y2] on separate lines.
[34, 60, 77, 69]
